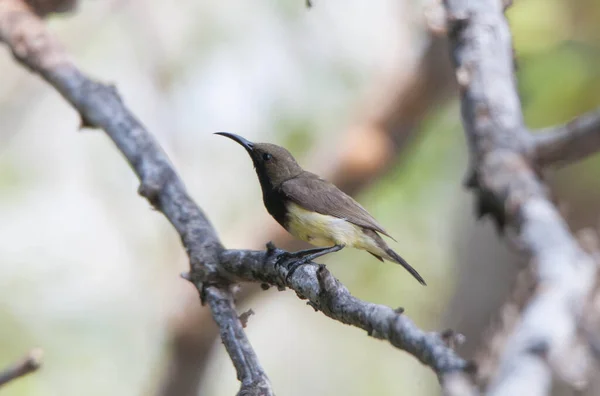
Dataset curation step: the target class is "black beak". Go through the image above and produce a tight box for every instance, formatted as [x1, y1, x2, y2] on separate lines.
[215, 132, 254, 153]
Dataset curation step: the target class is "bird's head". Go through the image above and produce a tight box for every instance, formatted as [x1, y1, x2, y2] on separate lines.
[215, 132, 303, 187]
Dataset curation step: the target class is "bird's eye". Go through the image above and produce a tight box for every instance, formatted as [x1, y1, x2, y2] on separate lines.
[262, 153, 272, 161]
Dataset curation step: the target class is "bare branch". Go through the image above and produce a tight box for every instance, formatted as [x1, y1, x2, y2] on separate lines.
[534, 108, 600, 168]
[444, 1, 597, 395]
[0, 349, 43, 387]
[203, 285, 272, 395]
[156, 34, 456, 396]
[0, 1, 272, 394]
[219, 244, 470, 376]
[0, 0, 472, 392]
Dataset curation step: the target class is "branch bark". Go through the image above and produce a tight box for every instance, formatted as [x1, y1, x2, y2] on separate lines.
[0, 349, 43, 387]
[0, 2, 272, 394]
[219, 244, 470, 375]
[534, 108, 600, 168]
[156, 34, 456, 396]
[0, 0, 470, 392]
[443, 1, 597, 395]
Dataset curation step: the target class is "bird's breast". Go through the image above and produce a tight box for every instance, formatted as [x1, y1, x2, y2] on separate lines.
[285, 202, 377, 249]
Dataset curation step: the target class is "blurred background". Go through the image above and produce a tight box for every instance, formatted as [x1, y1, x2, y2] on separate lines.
[0, 0, 599, 395]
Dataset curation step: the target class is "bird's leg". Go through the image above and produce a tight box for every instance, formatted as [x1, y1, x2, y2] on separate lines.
[292, 244, 345, 262]
[278, 244, 345, 282]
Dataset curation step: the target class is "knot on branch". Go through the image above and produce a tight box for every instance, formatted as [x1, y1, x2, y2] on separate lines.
[441, 329, 467, 350]
[181, 265, 230, 305]
[238, 309, 255, 328]
[265, 241, 278, 255]
[316, 264, 336, 294]
[78, 81, 123, 129]
[180, 271, 210, 303]
[264, 242, 289, 290]
[466, 170, 507, 233]
[138, 166, 174, 208]
[312, 264, 347, 316]
[446, 10, 470, 41]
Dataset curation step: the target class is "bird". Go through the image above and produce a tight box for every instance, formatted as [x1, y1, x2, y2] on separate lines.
[215, 132, 426, 285]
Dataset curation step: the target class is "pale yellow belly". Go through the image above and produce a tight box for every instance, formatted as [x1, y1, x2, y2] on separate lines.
[285, 202, 381, 253]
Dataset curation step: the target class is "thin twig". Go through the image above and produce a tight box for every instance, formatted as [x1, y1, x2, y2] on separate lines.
[0, 349, 43, 387]
[534, 108, 600, 168]
[443, 1, 597, 395]
[0, 1, 272, 394]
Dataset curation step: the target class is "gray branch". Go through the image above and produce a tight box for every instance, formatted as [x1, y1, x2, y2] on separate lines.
[0, 349, 43, 387]
[220, 244, 470, 375]
[0, 0, 470, 392]
[444, 1, 597, 396]
[534, 108, 600, 168]
[0, 1, 272, 394]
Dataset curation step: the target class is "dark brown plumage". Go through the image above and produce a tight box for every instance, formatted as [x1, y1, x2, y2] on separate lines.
[280, 171, 395, 239]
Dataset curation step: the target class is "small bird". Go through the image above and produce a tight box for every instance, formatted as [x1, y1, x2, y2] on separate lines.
[215, 132, 426, 285]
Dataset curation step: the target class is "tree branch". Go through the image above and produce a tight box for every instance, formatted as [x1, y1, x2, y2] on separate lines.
[202, 285, 272, 395]
[534, 108, 600, 168]
[0, 2, 272, 394]
[156, 34, 456, 396]
[0, 0, 471, 392]
[444, 0, 597, 395]
[0, 349, 43, 387]
[219, 244, 470, 376]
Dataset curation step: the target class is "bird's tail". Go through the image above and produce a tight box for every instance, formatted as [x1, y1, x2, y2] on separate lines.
[362, 228, 427, 285]
[383, 247, 427, 286]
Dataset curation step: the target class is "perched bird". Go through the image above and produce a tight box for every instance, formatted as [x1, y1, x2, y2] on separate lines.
[215, 132, 426, 285]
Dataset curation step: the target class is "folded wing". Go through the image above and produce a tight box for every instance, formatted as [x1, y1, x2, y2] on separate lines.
[280, 172, 395, 240]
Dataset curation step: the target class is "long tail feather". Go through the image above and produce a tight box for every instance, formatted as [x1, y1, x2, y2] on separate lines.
[368, 252, 384, 262]
[361, 228, 427, 285]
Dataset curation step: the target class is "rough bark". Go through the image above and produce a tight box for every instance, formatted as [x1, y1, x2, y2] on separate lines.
[0, 0, 468, 392]
[0, 1, 272, 394]
[158, 33, 456, 396]
[443, 0, 598, 395]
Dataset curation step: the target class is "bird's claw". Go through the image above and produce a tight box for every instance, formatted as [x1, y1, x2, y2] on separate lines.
[284, 257, 311, 282]
[275, 252, 310, 283]
[273, 251, 310, 283]
[274, 251, 291, 268]
[274, 244, 343, 283]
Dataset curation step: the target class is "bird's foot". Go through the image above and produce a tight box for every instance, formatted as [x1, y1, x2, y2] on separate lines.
[284, 257, 311, 282]
[274, 245, 344, 282]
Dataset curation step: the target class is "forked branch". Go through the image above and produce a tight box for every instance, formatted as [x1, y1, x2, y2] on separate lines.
[534, 108, 600, 168]
[443, 0, 598, 395]
[0, 1, 272, 394]
[220, 244, 470, 375]
[0, 0, 468, 392]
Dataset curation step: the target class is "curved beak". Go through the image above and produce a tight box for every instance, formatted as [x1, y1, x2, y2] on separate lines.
[214, 132, 254, 153]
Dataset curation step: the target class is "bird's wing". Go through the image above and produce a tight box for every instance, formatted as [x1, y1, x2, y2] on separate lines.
[280, 172, 395, 240]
